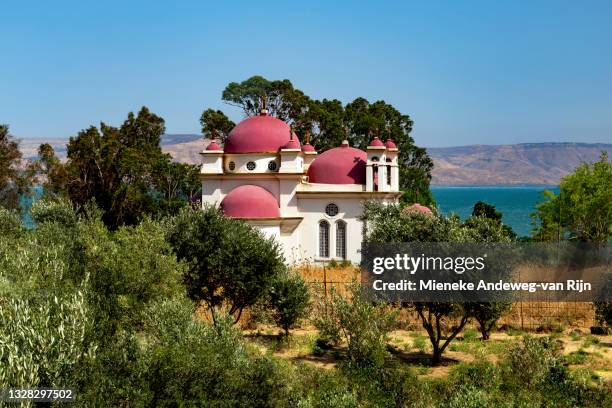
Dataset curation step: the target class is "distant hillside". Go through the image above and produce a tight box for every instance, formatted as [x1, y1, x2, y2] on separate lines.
[18, 134, 203, 162]
[428, 143, 612, 185]
[18, 136, 611, 186]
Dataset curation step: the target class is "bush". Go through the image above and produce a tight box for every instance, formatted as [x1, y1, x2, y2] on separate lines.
[313, 283, 397, 368]
[503, 336, 559, 388]
[169, 205, 287, 324]
[143, 297, 288, 407]
[594, 272, 612, 327]
[447, 385, 490, 408]
[269, 270, 310, 336]
[0, 289, 97, 389]
[0, 207, 23, 239]
[30, 197, 78, 227]
[449, 360, 500, 389]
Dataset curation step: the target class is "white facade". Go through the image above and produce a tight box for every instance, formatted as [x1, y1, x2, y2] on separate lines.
[200, 118, 401, 266]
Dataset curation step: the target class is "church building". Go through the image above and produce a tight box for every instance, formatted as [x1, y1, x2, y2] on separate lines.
[200, 110, 402, 265]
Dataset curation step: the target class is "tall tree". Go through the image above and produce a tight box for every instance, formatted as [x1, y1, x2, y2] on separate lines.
[222, 76, 311, 123]
[36, 143, 69, 197]
[0, 124, 33, 210]
[532, 152, 612, 243]
[38, 107, 200, 228]
[200, 109, 235, 143]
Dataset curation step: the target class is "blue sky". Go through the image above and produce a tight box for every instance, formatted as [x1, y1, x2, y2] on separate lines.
[1, 1, 611, 147]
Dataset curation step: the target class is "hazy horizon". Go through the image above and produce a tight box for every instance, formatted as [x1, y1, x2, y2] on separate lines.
[2, 1, 611, 147]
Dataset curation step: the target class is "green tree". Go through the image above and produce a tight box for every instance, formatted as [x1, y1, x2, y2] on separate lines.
[472, 200, 516, 238]
[269, 271, 310, 336]
[362, 202, 515, 362]
[168, 205, 287, 324]
[38, 107, 200, 228]
[222, 75, 311, 123]
[361, 202, 467, 364]
[0, 124, 33, 210]
[463, 302, 511, 340]
[35, 143, 69, 197]
[461, 215, 515, 340]
[200, 109, 235, 143]
[532, 152, 612, 243]
[472, 201, 502, 222]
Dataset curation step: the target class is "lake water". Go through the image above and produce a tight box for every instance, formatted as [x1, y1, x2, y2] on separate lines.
[22, 186, 556, 237]
[431, 186, 559, 237]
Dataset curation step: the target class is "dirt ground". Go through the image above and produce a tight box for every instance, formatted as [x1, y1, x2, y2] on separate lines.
[243, 325, 612, 382]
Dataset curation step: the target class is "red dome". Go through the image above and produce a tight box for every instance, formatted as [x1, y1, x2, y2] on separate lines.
[302, 143, 316, 153]
[404, 203, 433, 215]
[206, 141, 222, 151]
[307, 143, 367, 184]
[224, 114, 299, 153]
[283, 138, 300, 149]
[369, 137, 385, 147]
[385, 139, 397, 149]
[221, 185, 280, 218]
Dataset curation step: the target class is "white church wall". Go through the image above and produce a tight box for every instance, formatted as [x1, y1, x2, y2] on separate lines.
[223, 154, 279, 173]
[296, 197, 365, 265]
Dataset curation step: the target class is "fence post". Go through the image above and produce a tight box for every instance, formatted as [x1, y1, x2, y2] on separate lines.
[323, 265, 328, 315]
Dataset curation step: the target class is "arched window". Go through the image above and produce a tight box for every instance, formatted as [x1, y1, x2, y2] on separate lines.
[336, 221, 347, 259]
[386, 158, 392, 187]
[319, 220, 330, 258]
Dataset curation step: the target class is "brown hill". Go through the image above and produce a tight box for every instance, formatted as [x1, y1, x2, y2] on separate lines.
[18, 136, 611, 186]
[428, 143, 612, 185]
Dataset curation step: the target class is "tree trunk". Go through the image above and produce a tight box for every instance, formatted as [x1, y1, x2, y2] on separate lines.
[432, 347, 442, 366]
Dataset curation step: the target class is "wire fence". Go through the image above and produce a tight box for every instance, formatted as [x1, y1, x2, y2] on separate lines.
[298, 265, 597, 331]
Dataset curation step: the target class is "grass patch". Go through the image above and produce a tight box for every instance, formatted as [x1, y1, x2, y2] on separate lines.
[583, 335, 601, 348]
[563, 349, 589, 365]
[409, 332, 428, 353]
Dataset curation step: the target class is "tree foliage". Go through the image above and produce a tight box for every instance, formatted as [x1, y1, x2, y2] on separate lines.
[362, 201, 514, 362]
[532, 152, 612, 243]
[313, 282, 398, 368]
[200, 108, 235, 143]
[0, 124, 34, 210]
[269, 270, 310, 336]
[34, 107, 200, 229]
[168, 205, 287, 323]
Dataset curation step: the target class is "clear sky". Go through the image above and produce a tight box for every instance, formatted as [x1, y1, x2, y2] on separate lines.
[2, 1, 611, 147]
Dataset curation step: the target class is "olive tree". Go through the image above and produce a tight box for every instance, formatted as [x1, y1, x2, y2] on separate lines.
[362, 201, 514, 362]
[269, 271, 310, 336]
[362, 202, 468, 364]
[168, 205, 287, 324]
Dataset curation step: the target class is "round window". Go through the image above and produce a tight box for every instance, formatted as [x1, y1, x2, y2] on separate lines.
[246, 161, 256, 171]
[325, 203, 339, 217]
[228, 161, 236, 171]
[267, 160, 278, 171]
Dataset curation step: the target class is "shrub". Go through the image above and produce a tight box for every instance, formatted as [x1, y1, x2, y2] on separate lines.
[447, 385, 490, 408]
[449, 360, 500, 389]
[269, 270, 310, 336]
[0, 289, 97, 389]
[0, 207, 23, 239]
[503, 336, 559, 388]
[594, 272, 612, 327]
[169, 205, 287, 324]
[30, 197, 78, 227]
[313, 283, 398, 368]
[143, 297, 288, 407]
